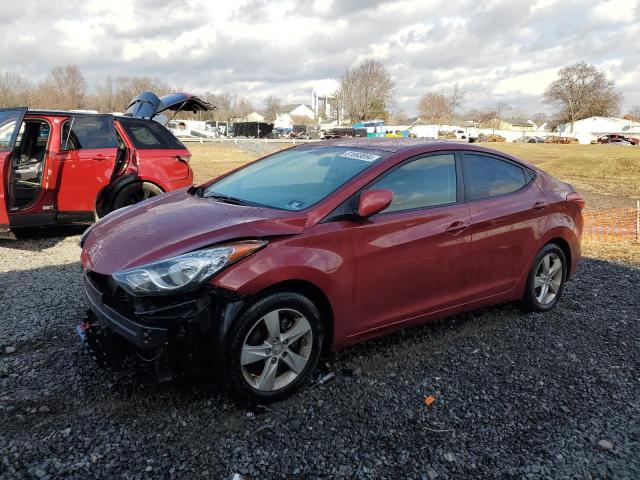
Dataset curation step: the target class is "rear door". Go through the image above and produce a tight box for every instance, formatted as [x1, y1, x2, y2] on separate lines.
[0, 108, 27, 236]
[461, 152, 545, 298]
[117, 117, 191, 183]
[56, 115, 118, 214]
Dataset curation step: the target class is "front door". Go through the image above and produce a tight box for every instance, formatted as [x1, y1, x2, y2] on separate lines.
[0, 108, 27, 237]
[345, 152, 472, 336]
[56, 115, 118, 215]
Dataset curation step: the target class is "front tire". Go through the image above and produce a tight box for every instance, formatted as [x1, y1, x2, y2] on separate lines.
[521, 244, 567, 312]
[227, 292, 324, 402]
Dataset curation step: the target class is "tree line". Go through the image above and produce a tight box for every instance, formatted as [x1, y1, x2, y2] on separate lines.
[0, 62, 638, 128]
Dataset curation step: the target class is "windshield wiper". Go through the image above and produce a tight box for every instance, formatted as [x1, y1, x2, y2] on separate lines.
[204, 192, 253, 206]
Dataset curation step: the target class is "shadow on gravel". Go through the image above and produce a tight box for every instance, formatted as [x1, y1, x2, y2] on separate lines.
[0, 224, 88, 251]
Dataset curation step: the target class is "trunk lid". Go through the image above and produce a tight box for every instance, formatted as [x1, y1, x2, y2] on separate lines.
[124, 92, 213, 120]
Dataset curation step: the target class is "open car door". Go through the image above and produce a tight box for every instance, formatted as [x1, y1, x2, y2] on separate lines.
[0, 108, 27, 238]
[124, 92, 213, 121]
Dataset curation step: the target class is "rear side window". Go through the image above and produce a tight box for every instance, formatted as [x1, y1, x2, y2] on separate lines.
[61, 115, 118, 150]
[371, 154, 457, 213]
[118, 118, 185, 150]
[462, 153, 526, 200]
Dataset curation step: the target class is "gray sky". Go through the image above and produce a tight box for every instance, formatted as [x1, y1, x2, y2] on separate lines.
[2, 0, 639, 115]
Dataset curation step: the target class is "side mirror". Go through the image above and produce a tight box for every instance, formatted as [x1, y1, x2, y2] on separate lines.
[357, 189, 393, 218]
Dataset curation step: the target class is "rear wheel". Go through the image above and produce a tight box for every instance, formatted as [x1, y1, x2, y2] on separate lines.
[521, 244, 567, 312]
[227, 292, 324, 402]
[111, 181, 163, 212]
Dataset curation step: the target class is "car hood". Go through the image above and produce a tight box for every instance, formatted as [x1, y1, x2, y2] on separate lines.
[82, 189, 307, 275]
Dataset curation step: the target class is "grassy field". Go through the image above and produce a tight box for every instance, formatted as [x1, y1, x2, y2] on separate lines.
[188, 141, 640, 265]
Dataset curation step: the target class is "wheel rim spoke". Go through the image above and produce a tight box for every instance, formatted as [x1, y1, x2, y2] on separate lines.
[534, 276, 545, 288]
[256, 359, 278, 390]
[542, 254, 551, 274]
[281, 350, 307, 374]
[549, 278, 561, 293]
[241, 308, 314, 392]
[548, 258, 561, 276]
[241, 342, 271, 366]
[539, 283, 549, 302]
[262, 310, 281, 339]
[281, 317, 311, 344]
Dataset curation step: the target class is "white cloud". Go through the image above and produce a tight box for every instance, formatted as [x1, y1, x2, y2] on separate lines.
[0, 0, 639, 114]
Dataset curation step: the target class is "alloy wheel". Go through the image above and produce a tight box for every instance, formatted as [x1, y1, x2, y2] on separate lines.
[534, 252, 563, 305]
[240, 308, 313, 392]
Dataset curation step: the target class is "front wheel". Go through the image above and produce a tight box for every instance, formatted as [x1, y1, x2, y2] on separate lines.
[227, 292, 324, 402]
[521, 244, 567, 312]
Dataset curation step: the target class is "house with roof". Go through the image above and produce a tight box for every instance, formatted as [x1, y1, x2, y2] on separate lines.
[556, 116, 640, 135]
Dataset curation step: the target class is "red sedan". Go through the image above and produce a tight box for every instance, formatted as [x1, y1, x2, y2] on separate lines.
[0, 91, 212, 239]
[79, 139, 584, 401]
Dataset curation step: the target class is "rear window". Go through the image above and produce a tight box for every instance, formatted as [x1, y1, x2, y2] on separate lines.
[462, 153, 527, 200]
[61, 115, 118, 150]
[118, 118, 185, 150]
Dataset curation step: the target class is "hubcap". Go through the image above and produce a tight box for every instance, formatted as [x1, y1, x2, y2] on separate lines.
[240, 308, 313, 392]
[534, 252, 563, 305]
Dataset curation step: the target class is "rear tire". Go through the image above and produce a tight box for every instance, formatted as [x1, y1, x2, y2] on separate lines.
[110, 182, 163, 212]
[521, 244, 567, 312]
[226, 292, 324, 402]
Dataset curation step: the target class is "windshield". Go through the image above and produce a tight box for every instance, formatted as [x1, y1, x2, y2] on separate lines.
[203, 146, 388, 211]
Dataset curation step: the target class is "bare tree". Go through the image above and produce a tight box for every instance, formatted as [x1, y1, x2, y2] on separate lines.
[625, 105, 640, 122]
[417, 92, 452, 124]
[33, 65, 87, 110]
[544, 62, 622, 131]
[337, 59, 394, 123]
[0, 72, 32, 107]
[263, 95, 282, 121]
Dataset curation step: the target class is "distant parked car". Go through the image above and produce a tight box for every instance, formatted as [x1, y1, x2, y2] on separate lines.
[78, 139, 584, 401]
[0, 92, 212, 239]
[597, 134, 639, 146]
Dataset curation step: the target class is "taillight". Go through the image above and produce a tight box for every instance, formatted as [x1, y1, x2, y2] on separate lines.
[566, 192, 585, 209]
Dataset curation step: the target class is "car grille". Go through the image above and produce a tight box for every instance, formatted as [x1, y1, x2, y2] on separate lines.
[86, 271, 136, 318]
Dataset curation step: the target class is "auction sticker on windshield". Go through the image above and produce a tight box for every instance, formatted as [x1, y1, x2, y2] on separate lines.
[338, 151, 381, 162]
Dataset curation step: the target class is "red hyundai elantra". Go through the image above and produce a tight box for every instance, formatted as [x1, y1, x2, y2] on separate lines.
[78, 139, 584, 401]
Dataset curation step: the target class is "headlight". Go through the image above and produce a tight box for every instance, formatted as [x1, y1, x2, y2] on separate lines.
[112, 240, 266, 296]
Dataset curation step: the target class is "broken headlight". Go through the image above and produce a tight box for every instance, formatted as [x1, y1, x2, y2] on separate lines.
[112, 240, 266, 296]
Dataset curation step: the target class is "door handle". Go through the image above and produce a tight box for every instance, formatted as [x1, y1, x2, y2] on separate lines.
[445, 221, 471, 235]
[532, 201, 549, 211]
[93, 154, 110, 161]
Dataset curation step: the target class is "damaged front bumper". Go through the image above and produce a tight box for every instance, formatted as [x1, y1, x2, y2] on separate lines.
[78, 271, 245, 380]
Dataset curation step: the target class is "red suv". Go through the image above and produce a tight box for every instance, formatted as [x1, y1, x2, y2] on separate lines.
[79, 139, 584, 401]
[0, 92, 212, 239]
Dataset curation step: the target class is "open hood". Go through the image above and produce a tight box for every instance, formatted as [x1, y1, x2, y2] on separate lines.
[81, 189, 307, 275]
[124, 92, 214, 120]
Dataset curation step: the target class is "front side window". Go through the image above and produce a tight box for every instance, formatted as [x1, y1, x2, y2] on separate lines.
[118, 118, 185, 150]
[61, 115, 118, 150]
[203, 146, 387, 211]
[462, 153, 526, 200]
[370, 154, 457, 213]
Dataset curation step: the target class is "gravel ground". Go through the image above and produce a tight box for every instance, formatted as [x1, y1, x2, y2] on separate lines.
[1, 229, 639, 479]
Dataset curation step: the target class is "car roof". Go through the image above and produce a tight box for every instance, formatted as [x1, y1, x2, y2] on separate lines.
[311, 138, 454, 152]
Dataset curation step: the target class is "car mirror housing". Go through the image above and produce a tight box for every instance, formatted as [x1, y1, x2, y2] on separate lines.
[357, 189, 393, 218]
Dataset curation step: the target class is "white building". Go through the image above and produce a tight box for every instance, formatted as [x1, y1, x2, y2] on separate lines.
[281, 104, 314, 120]
[311, 79, 340, 121]
[557, 116, 640, 135]
[246, 112, 265, 122]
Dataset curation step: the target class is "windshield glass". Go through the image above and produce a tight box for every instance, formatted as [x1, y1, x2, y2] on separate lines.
[203, 146, 387, 211]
